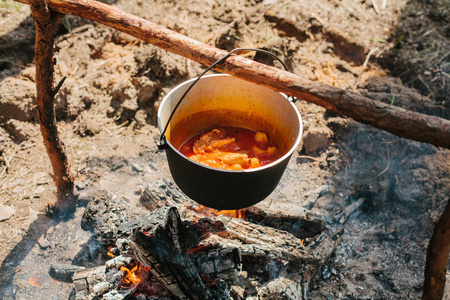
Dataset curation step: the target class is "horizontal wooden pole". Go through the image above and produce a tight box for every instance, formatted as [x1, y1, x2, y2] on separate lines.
[15, 0, 450, 149]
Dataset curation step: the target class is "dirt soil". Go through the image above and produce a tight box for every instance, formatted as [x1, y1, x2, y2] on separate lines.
[0, 0, 449, 299]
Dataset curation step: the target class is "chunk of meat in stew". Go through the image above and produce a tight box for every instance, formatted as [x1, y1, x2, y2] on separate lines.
[192, 128, 236, 154]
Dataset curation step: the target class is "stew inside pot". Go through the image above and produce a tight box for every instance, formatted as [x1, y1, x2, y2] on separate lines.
[179, 126, 282, 170]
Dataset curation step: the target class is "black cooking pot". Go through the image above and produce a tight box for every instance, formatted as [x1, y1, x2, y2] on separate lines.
[157, 74, 303, 210]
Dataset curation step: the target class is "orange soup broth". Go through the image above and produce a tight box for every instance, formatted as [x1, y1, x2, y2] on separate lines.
[179, 126, 282, 169]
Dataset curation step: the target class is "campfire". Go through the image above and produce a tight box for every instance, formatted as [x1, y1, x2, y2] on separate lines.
[65, 178, 338, 299]
[190, 206, 246, 219]
[1, 0, 448, 298]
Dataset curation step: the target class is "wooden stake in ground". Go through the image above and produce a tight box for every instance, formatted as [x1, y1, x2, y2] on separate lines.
[29, 0, 74, 209]
[423, 198, 450, 300]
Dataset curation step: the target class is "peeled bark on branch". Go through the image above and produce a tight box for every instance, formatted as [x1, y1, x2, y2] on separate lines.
[29, 0, 74, 209]
[422, 198, 450, 300]
[16, 0, 450, 149]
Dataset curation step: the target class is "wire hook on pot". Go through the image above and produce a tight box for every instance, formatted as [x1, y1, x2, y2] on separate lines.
[157, 48, 297, 150]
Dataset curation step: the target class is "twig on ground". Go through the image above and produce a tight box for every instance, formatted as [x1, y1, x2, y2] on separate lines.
[2, 153, 10, 170]
[418, 75, 434, 96]
[116, 120, 129, 129]
[368, 148, 390, 183]
[20, 143, 36, 151]
[104, 127, 112, 135]
[422, 28, 437, 37]
[372, 0, 380, 14]
[363, 48, 379, 68]
[0, 167, 7, 179]
[2, 152, 16, 170]
[298, 155, 325, 162]
[436, 50, 450, 65]
[441, 71, 450, 79]
[338, 198, 365, 224]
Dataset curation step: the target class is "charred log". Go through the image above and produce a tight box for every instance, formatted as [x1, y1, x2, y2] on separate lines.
[139, 177, 195, 211]
[129, 207, 229, 300]
[257, 274, 303, 300]
[245, 206, 325, 239]
[190, 247, 242, 281]
[49, 263, 85, 282]
[81, 190, 146, 244]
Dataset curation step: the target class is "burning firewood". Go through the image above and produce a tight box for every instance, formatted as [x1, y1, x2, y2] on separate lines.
[141, 177, 326, 239]
[73, 179, 342, 299]
[123, 207, 231, 299]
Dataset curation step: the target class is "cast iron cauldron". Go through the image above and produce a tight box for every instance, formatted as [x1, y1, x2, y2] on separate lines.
[157, 74, 303, 210]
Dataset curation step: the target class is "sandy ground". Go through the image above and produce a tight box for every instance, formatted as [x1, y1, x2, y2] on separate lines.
[0, 0, 449, 298]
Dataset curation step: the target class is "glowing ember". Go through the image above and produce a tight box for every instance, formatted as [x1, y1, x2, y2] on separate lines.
[200, 273, 215, 283]
[141, 230, 152, 237]
[107, 246, 114, 258]
[28, 277, 41, 288]
[187, 244, 208, 255]
[191, 205, 246, 219]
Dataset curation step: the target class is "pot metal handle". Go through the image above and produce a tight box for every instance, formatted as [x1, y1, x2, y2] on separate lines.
[158, 48, 297, 150]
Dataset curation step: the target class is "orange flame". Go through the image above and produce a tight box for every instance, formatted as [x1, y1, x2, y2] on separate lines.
[121, 265, 145, 285]
[192, 205, 246, 219]
[28, 277, 41, 288]
[120, 262, 152, 286]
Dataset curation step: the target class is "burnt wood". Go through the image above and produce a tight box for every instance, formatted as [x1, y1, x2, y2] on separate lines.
[139, 177, 194, 211]
[72, 265, 107, 297]
[190, 247, 242, 281]
[49, 263, 85, 282]
[213, 218, 309, 262]
[245, 206, 325, 239]
[129, 207, 229, 300]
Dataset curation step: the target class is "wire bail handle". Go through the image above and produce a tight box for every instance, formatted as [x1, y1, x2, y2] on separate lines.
[157, 48, 297, 150]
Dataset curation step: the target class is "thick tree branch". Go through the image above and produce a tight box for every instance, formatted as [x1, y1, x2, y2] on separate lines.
[423, 198, 450, 300]
[29, 0, 74, 209]
[15, 0, 450, 149]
